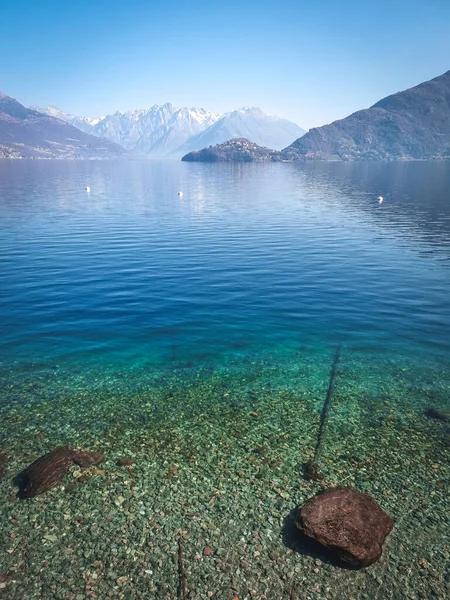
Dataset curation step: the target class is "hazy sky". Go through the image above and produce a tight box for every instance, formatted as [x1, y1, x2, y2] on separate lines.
[1, 0, 449, 129]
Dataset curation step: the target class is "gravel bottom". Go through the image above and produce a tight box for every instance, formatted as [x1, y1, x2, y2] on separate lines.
[0, 347, 449, 599]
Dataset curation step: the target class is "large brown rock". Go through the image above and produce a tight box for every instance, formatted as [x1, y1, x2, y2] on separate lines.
[15, 446, 105, 498]
[296, 486, 393, 567]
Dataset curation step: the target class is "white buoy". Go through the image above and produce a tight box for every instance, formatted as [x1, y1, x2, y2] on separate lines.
[85, 186, 91, 193]
[377, 195, 384, 204]
[177, 191, 183, 198]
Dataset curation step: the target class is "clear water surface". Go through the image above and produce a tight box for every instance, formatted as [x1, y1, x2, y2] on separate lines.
[1, 159, 450, 366]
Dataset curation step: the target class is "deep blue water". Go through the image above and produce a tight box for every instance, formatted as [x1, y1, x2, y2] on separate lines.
[0, 159, 450, 370]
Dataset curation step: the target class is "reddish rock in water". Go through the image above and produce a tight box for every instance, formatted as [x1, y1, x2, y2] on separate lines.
[73, 449, 105, 467]
[296, 486, 393, 568]
[15, 446, 105, 498]
[0, 453, 7, 479]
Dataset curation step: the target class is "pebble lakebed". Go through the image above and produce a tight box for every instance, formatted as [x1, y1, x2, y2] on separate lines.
[0, 346, 449, 600]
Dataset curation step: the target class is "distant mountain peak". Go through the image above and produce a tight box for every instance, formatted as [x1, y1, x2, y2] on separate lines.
[235, 106, 265, 113]
[177, 107, 305, 156]
[30, 105, 104, 131]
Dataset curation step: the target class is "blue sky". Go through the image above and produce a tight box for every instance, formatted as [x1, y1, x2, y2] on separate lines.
[1, 0, 449, 129]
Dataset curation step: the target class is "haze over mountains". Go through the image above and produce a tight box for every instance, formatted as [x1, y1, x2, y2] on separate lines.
[32, 103, 304, 158]
[29, 105, 104, 133]
[2, 70, 449, 161]
[178, 108, 305, 155]
[0, 93, 125, 159]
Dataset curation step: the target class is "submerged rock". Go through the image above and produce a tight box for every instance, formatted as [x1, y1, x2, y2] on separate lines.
[296, 486, 393, 568]
[425, 407, 450, 421]
[15, 446, 105, 498]
[303, 461, 323, 481]
[0, 453, 7, 479]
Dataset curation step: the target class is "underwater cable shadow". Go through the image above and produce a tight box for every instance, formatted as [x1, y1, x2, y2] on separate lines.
[303, 343, 342, 480]
[283, 343, 364, 571]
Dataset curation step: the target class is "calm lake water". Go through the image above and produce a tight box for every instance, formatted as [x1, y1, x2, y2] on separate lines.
[1, 159, 450, 367]
[0, 159, 449, 599]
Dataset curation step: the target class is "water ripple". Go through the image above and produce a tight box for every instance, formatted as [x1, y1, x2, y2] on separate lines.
[0, 159, 449, 365]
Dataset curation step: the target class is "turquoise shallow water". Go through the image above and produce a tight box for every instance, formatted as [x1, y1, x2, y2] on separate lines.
[0, 159, 449, 599]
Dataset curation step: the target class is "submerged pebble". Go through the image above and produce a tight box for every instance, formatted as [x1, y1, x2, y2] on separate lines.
[0, 351, 449, 598]
[117, 457, 136, 466]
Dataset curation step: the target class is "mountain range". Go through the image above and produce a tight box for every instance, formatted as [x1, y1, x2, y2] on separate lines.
[3, 70, 449, 161]
[32, 104, 304, 158]
[0, 93, 125, 159]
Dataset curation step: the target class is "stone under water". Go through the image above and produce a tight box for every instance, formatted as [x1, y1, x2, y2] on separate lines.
[0, 453, 7, 479]
[296, 486, 393, 568]
[425, 407, 450, 421]
[15, 446, 105, 498]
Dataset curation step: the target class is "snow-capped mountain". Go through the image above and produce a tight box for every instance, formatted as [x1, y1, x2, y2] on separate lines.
[178, 107, 305, 155]
[93, 103, 219, 157]
[28, 102, 304, 158]
[93, 103, 176, 149]
[134, 106, 220, 157]
[30, 105, 103, 133]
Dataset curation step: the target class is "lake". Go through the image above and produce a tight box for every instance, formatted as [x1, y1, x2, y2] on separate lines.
[0, 159, 449, 599]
